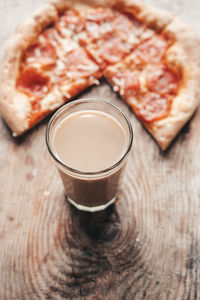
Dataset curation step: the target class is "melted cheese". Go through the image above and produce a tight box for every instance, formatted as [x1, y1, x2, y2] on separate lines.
[40, 88, 64, 111]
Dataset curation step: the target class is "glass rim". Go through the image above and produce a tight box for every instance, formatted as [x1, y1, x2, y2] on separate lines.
[46, 98, 133, 176]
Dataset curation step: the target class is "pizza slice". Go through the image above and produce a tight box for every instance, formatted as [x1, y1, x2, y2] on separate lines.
[0, 4, 101, 136]
[104, 23, 200, 150]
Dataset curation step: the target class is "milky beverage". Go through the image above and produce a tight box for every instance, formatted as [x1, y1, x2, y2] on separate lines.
[52, 109, 129, 210]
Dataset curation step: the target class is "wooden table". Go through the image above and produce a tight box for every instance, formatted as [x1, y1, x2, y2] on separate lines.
[1, 0, 200, 299]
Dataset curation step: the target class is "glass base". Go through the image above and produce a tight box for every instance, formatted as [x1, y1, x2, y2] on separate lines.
[66, 196, 116, 212]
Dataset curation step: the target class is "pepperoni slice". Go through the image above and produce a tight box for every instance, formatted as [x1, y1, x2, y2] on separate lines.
[82, 8, 114, 42]
[56, 10, 84, 37]
[124, 72, 140, 98]
[24, 42, 56, 67]
[137, 93, 171, 123]
[136, 35, 168, 63]
[113, 12, 142, 45]
[146, 64, 179, 94]
[99, 37, 130, 64]
[17, 67, 50, 97]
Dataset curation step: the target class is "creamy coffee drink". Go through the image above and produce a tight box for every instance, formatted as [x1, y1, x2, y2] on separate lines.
[52, 110, 127, 172]
[46, 100, 133, 212]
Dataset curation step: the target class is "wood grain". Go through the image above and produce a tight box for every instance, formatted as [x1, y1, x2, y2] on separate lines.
[1, 0, 200, 299]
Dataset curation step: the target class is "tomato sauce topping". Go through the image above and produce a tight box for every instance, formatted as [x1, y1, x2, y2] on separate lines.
[24, 42, 56, 67]
[146, 64, 179, 95]
[29, 109, 49, 127]
[17, 67, 50, 97]
[137, 93, 171, 123]
[136, 35, 168, 63]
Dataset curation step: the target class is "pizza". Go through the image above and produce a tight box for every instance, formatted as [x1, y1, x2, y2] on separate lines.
[1, 0, 200, 150]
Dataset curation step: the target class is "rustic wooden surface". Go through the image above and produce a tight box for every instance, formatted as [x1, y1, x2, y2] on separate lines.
[1, 0, 200, 299]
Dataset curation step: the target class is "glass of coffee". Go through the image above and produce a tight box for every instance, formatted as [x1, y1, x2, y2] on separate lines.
[46, 99, 133, 212]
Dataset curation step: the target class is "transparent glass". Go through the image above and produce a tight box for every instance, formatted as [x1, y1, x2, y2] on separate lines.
[46, 99, 133, 212]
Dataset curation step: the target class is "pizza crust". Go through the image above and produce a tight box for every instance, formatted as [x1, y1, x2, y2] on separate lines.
[116, 0, 173, 32]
